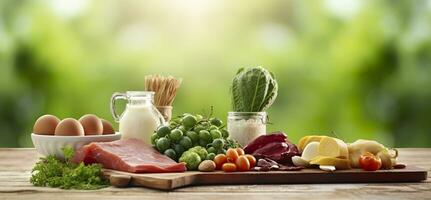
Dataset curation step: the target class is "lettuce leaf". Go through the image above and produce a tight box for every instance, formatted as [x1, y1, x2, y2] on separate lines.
[231, 66, 278, 112]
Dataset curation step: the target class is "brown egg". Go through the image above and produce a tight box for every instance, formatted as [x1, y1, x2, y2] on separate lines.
[33, 115, 60, 135]
[79, 114, 103, 135]
[55, 118, 84, 136]
[101, 119, 115, 135]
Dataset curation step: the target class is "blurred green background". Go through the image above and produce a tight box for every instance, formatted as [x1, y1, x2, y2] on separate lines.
[1, 0, 430, 148]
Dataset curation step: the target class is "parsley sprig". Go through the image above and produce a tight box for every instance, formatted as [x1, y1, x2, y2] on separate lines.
[30, 147, 109, 190]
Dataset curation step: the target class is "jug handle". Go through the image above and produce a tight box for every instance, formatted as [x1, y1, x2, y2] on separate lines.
[110, 92, 127, 122]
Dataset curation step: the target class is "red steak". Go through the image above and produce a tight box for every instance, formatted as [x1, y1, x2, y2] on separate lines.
[72, 139, 186, 173]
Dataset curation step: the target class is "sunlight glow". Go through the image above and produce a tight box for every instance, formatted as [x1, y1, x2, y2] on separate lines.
[48, 0, 88, 18]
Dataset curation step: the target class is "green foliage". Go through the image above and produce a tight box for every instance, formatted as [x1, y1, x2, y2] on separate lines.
[30, 147, 108, 190]
[0, 1, 430, 147]
[231, 66, 278, 112]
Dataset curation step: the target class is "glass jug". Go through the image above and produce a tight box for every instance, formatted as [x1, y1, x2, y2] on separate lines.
[110, 91, 165, 144]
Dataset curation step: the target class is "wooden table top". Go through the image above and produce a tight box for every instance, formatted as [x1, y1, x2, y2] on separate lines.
[0, 148, 430, 200]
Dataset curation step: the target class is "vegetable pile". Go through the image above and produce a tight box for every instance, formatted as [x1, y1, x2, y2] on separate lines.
[213, 148, 257, 172]
[231, 66, 278, 112]
[30, 147, 108, 190]
[152, 113, 240, 170]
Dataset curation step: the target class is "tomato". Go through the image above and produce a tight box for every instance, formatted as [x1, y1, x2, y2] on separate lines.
[359, 152, 382, 171]
[236, 148, 245, 156]
[235, 155, 250, 171]
[226, 148, 239, 162]
[245, 154, 256, 168]
[214, 154, 227, 170]
[222, 163, 237, 172]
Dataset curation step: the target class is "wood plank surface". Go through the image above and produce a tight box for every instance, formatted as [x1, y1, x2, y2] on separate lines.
[0, 148, 430, 200]
[102, 166, 427, 190]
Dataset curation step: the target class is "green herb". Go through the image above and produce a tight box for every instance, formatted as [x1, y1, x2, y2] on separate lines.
[30, 147, 108, 190]
[225, 138, 241, 149]
[231, 66, 278, 112]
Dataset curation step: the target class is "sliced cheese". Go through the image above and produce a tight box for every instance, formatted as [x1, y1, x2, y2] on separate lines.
[318, 137, 349, 159]
[292, 156, 309, 167]
[310, 156, 351, 170]
[301, 141, 320, 161]
[319, 165, 336, 172]
[298, 135, 326, 151]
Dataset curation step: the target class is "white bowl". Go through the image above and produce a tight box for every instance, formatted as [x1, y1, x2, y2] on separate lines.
[31, 132, 121, 159]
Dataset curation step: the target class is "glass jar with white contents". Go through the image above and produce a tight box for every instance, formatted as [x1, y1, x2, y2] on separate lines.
[227, 112, 267, 147]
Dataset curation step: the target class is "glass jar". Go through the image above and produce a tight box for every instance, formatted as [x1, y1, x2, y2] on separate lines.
[156, 105, 173, 122]
[111, 91, 165, 144]
[227, 112, 267, 147]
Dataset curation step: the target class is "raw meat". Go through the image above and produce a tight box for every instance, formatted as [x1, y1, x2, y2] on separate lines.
[72, 139, 186, 173]
[244, 131, 300, 165]
[244, 132, 286, 153]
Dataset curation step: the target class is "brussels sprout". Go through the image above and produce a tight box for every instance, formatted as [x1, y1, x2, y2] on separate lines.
[179, 136, 193, 149]
[186, 131, 199, 143]
[151, 133, 159, 145]
[164, 149, 177, 160]
[206, 153, 216, 161]
[221, 129, 229, 138]
[170, 129, 183, 141]
[212, 138, 224, 149]
[156, 137, 170, 152]
[210, 130, 222, 140]
[210, 118, 223, 127]
[156, 126, 171, 137]
[188, 146, 208, 160]
[209, 125, 219, 130]
[179, 152, 202, 170]
[174, 144, 185, 156]
[178, 125, 187, 133]
[182, 115, 197, 128]
[193, 125, 205, 133]
[199, 130, 211, 141]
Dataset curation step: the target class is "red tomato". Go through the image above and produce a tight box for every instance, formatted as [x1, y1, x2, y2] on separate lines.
[214, 154, 227, 170]
[236, 148, 245, 156]
[222, 163, 237, 172]
[359, 152, 382, 171]
[236, 155, 250, 171]
[226, 148, 239, 162]
[245, 154, 256, 168]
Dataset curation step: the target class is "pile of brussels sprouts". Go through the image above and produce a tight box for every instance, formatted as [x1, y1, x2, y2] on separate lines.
[151, 113, 240, 170]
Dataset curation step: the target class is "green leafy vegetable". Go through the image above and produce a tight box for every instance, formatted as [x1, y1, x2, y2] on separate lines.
[30, 147, 108, 190]
[231, 66, 278, 112]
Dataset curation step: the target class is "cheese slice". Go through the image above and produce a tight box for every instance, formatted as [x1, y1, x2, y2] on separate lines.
[301, 141, 320, 161]
[319, 165, 336, 172]
[318, 137, 349, 159]
[310, 156, 351, 170]
[292, 156, 309, 167]
[298, 135, 326, 151]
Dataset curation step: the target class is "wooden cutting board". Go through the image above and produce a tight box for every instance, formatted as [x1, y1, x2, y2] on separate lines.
[102, 166, 428, 190]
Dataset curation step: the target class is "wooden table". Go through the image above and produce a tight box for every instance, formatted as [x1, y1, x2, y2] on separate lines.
[0, 148, 429, 200]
